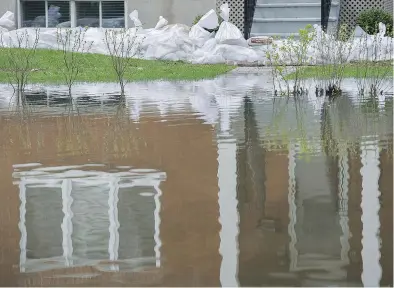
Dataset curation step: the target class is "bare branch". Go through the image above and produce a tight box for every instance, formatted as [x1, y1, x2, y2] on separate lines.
[0, 28, 40, 92]
[56, 27, 92, 97]
[103, 28, 143, 96]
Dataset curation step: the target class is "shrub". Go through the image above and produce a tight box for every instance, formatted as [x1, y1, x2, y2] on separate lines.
[356, 8, 393, 36]
[265, 24, 315, 95]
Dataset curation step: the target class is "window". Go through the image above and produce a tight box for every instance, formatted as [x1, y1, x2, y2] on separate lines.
[48, 1, 71, 28]
[21, 1, 45, 27]
[101, 1, 125, 28]
[21, 1, 70, 28]
[19, 1, 125, 28]
[75, 1, 100, 27]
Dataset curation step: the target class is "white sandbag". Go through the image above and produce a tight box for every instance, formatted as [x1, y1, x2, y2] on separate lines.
[142, 24, 194, 61]
[213, 44, 260, 63]
[0, 11, 15, 31]
[197, 9, 219, 30]
[346, 23, 393, 62]
[354, 25, 368, 38]
[378, 22, 387, 37]
[129, 10, 142, 29]
[215, 3, 247, 47]
[189, 24, 214, 47]
[191, 38, 218, 63]
[155, 16, 168, 30]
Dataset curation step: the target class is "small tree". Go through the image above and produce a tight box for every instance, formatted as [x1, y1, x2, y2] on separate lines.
[56, 27, 92, 97]
[103, 28, 141, 96]
[0, 28, 40, 93]
[312, 24, 355, 96]
[354, 27, 393, 95]
[266, 25, 315, 96]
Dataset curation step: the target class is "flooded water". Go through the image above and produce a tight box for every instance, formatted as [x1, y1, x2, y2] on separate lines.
[0, 70, 392, 286]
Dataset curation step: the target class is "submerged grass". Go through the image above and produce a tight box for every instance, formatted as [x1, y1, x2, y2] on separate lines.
[0, 48, 235, 84]
[287, 62, 393, 79]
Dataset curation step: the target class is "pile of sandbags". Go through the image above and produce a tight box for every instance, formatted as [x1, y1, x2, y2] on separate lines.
[0, 11, 15, 32]
[0, 3, 392, 65]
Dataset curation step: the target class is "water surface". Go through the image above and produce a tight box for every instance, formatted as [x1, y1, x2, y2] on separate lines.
[0, 72, 392, 286]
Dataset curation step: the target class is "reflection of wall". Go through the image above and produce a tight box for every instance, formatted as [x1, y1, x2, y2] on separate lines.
[25, 187, 63, 260]
[237, 98, 291, 286]
[237, 146, 291, 286]
[379, 143, 393, 287]
[295, 155, 342, 254]
[346, 147, 364, 285]
[0, 111, 220, 286]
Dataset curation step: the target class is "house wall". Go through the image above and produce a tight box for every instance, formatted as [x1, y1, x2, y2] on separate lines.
[0, 0, 216, 28]
[126, 0, 216, 28]
[0, 0, 16, 17]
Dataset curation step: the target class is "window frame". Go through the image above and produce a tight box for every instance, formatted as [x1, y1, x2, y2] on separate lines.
[15, 167, 165, 273]
[18, 0, 128, 29]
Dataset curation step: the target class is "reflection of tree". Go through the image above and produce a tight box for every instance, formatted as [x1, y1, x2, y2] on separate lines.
[1, 92, 140, 160]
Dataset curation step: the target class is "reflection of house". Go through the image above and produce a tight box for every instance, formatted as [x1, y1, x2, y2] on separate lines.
[0, 104, 221, 286]
[0, 85, 392, 286]
[234, 95, 393, 287]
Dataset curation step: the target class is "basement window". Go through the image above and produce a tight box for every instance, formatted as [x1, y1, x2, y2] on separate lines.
[75, 1, 100, 27]
[20, 1, 125, 28]
[101, 1, 125, 28]
[21, 1, 46, 27]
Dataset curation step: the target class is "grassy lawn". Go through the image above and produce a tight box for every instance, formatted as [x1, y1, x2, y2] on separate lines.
[0, 48, 235, 84]
[287, 62, 393, 79]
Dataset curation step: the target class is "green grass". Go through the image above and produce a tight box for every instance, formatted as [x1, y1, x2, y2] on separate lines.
[287, 62, 393, 79]
[0, 48, 235, 84]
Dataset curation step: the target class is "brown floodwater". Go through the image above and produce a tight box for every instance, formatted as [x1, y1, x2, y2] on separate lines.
[0, 73, 392, 287]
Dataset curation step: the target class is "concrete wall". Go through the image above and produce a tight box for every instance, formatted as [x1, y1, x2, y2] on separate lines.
[0, 0, 16, 17]
[127, 0, 216, 28]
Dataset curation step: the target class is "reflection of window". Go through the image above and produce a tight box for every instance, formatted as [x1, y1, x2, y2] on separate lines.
[16, 167, 166, 273]
[25, 186, 63, 259]
[71, 182, 110, 263]
[19, 1, 125, 28]
[21, 1, 70, 28]
[118, 186, 156, 260]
